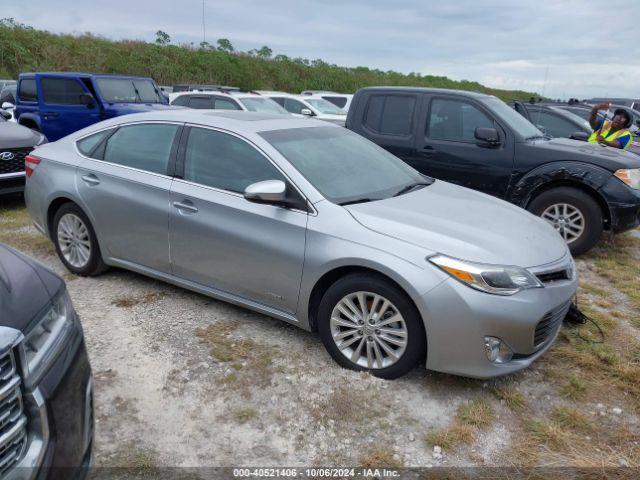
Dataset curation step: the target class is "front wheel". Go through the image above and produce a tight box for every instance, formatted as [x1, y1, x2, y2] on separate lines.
[317, 274, 426, 379]
[527, 187, 603, 255]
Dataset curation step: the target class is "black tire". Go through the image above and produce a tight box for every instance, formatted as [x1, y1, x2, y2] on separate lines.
[52, 203, 108, 276]
[527, 187, 603, 255]
[317, 273, 426, 380]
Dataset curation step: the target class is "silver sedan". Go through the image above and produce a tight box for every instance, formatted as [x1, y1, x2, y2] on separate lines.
[24, 110, 577, 379]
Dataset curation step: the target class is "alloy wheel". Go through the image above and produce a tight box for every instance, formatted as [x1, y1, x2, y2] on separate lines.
[330, 291, 407, 369]
[541, 203, 585, 244]
[57, 213, 92, 268]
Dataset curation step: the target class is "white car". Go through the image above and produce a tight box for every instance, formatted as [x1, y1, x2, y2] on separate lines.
[267, 94, 347, 125]
[301, 91, 353, 111]
[169, 91, 290, 114]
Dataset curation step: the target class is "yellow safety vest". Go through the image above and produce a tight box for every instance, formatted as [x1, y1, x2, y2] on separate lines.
[588, 119, 633, 150]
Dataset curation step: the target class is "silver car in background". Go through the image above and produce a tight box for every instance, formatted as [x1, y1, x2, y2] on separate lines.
[24, 110, 577, 379]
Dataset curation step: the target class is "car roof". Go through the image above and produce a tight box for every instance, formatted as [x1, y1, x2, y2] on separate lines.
[76, 110, 338, 135]
[19, 72, 155, 80]
[356, 86, 493, 99]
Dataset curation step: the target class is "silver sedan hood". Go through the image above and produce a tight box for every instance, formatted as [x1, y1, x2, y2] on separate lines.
[346, 180, 568, 267]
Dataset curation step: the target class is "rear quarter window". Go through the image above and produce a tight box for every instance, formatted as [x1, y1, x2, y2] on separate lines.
[18, 79, 38, 102]
[76, 130, 112, 157]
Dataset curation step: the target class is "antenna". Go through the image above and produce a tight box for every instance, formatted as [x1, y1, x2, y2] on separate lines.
[202, 0, 206, 44]
[533, 65, 549, 131]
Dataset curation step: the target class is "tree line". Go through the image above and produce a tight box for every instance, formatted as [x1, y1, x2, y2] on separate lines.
[0, 19, 536, 101]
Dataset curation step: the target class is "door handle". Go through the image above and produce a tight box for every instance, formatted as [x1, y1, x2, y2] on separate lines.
[43, 112, 60, 120]
[81, 174, 100, 186]
[418, 146, 436, 157]
[173, 200, 198, 214]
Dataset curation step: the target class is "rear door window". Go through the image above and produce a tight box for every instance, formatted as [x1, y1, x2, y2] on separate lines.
[41, 77, 87, 105]
[103, 123, 179, 175]
[18, 79, 38, 102]
[427, 98, 494, 142]
[283, 98, 306, 114]
[530, 110, 576, 138]
[364, 95, 416, 136]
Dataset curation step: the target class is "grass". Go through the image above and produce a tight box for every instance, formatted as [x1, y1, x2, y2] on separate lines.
[457, 398, 494, 428]
[112, 291, 165, 308]
[307, 385, 386, 426]
[232, 407, 258, 424]
[425, 424, 475, 451]
[561, 375, 587, 401]
[424, 398, 494, 451]
[358, 447, 403, 469]
[492, 385, 526, 410]
[551, 406, 594, 433]
[197, 319, 279, 395]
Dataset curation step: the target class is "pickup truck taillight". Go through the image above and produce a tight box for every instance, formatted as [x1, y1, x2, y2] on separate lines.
[25, 155, 41, 177]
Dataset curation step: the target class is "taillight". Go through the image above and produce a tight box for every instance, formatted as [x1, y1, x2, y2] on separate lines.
[25, 155, 41, 178]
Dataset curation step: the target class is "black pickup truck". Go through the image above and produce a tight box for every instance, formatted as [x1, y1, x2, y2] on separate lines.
[346, 87, 640, 254]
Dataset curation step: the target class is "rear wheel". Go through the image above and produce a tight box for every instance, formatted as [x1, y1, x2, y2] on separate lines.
[528, 187, 603, 255]
[317, 273, 426, 379]
[52, 203, 107, 276]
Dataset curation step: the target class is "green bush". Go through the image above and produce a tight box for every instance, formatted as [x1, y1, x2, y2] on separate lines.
[0, 19, 536, 101]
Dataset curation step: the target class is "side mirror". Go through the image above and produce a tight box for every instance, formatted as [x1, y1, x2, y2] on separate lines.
[244, 180, 287, 205]
[474, 127, 500, 146]
[79, 93, 95, 108]
[569, 131, 589, 142]
[2, 102, 14, 110]
[300, 108, 314, 117]
[0, 110, 10, 120]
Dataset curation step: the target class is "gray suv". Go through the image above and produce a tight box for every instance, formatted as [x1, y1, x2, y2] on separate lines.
[24, 110, 577, 379]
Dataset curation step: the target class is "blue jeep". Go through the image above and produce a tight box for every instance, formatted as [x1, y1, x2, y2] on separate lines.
[14, 72, 173, 141]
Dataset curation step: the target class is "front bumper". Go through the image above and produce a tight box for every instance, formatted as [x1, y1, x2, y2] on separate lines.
[419, 266, 578, 378]
[0, 172, 25, 195]
[7, 330, 93, 479]
[599, 176, 640, 233]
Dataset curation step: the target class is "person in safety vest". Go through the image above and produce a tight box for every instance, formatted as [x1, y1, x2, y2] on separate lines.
[588, 103, 634, 150]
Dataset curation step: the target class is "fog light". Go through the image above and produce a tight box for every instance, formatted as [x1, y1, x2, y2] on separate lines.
[484, 336, 513, 363]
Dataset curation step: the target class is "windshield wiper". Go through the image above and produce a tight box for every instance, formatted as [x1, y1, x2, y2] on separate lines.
[338, 198, 374, 206]
[393, 181, 433, 197]
[524, 135, 547, 141]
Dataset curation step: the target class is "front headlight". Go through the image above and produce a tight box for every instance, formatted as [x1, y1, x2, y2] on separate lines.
[22, 289, 77, 388]
[429, 254, 543, 296]
[614, 169, 640, 189]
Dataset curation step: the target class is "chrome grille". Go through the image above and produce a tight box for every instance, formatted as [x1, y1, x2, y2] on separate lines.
[0, 148, 31, 176]
[0, 349, 27, 475]
[534, 301, 571, 348]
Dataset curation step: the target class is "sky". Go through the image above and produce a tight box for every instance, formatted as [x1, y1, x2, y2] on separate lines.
[3, 0, 638, 99]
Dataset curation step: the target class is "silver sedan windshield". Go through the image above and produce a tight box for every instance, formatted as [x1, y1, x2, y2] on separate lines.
[260, 126, 426, 204]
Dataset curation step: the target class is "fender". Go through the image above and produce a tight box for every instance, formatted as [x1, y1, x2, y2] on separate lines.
[17, 112, 41, 131]
[508, 161, 613, 207]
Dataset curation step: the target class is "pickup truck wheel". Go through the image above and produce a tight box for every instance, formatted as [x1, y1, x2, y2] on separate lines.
[52, 203, 108, 276]
[317, 273, 426, 380]
[528, 187, 603, 255]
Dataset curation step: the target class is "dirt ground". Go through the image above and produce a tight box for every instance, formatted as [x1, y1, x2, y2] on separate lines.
[1, 195, 639, 473]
